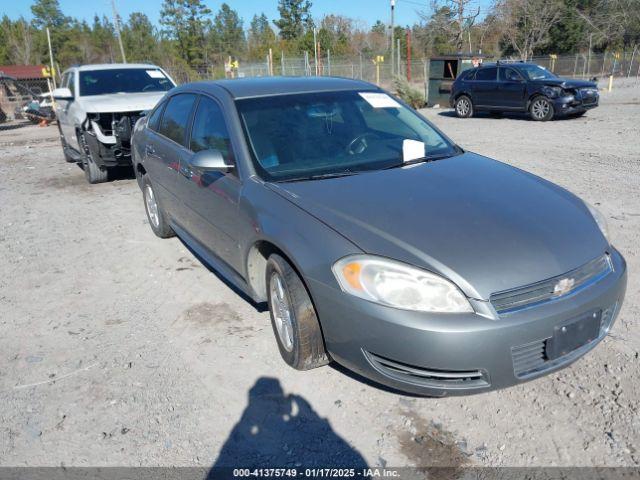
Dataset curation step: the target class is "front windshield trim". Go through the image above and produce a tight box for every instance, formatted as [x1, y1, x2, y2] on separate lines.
[236, 89, 459, 183]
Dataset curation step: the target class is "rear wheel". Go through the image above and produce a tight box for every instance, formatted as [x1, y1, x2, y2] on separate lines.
[266, 254, 329, 370]
[142, 174, 174, 238]
[529, 97, 555, 121]
[454, 95, 473, 118]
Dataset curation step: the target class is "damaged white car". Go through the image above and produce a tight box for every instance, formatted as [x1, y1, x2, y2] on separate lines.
[53, 64, 175, 183]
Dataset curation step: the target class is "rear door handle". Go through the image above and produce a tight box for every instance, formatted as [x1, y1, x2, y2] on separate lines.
[145, 145, 155, 155]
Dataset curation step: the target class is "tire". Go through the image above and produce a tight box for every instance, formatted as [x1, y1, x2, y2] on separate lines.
[266, 254, 329, 370]
[79, 133, 108, 183]
[142, 174, 175, 238]
[454, 95, 473, 118]
[529, 96, 555, 121]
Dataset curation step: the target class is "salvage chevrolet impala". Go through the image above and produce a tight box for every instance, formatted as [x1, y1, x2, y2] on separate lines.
[131, 77, 626, 396]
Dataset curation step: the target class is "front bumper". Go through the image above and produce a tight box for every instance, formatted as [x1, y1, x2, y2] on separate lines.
[553, 93, 599, 116]
[309, 249, 626, 396]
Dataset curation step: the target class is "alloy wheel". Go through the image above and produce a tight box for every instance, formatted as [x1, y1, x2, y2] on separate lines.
[456, 98, 470, 117]
[532, 99, 550, 120]
[269, 272, 294, 352]
[144, 185, 160, 229]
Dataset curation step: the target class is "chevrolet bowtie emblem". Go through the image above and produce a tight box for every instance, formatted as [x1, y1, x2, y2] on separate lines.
[553, 277, 576, 296]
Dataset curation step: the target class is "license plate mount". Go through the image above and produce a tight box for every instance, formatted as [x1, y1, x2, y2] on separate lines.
[546, 311, 601, 360]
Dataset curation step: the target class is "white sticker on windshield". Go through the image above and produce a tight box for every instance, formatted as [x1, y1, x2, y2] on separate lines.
[402, 139, 425, 162]
[146, 69, 166, 79]
[358, 92, 401, 108]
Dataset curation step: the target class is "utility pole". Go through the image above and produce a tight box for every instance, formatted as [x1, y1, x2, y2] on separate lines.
[390, 0, 395, 76]
[46, 27, 57, 89]
[313, 28, 318, 76]
[406, 30, 411, 82]
[111, 0, 127, 63]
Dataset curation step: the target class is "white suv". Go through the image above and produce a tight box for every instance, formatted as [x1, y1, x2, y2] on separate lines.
[53, 64, 175, 183]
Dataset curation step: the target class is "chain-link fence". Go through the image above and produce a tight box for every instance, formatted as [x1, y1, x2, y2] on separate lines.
[161, 51, 640, 92]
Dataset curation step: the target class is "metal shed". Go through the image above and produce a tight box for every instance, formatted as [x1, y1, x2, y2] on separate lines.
[426, 54, 490, 106]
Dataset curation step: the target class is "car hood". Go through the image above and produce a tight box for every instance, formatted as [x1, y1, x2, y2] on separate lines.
[268, 152, 608, 300]
[77, 91, 166, 113]
[532, 78, 597, 89]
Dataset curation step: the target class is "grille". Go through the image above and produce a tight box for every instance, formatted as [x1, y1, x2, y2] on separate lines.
[580, 88, 598, 105]
[512, 302, 618, 378]
[491, 255, 612, 314]
[364, 351, 489, 389]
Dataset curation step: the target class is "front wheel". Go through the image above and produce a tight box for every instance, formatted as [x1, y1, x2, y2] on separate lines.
[454, 95, 473, 118]
[266, 254, 329, 370]
[79, 133, 108, 183]
[529, 97, 555, 121]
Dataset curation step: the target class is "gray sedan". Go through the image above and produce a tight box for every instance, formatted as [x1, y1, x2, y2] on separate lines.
[131, 77, 626, 396]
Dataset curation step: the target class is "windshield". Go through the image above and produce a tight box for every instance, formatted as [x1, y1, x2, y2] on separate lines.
[518, 65, 558, 81]
[79, 68, 174, 96]
[236, 90, 458, 181]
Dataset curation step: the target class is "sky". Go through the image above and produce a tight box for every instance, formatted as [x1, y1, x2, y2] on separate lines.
[0, 0, 492, 29]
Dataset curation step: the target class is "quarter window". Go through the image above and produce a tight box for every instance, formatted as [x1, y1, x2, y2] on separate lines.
[474, 67, 497, 81]
[158, 94, 196, 147]
[190, 96, 235, 164]
[148, 101, 165, 132]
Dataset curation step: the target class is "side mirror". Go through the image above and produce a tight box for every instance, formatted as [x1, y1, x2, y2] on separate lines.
[52, 87, 74, 100]
[191, 149, 232, 172]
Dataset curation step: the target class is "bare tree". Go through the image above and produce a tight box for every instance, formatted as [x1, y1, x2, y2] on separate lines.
[496, 0, 563, 60]
[7, 19, 34, 64]
[420, 0, 481, 52]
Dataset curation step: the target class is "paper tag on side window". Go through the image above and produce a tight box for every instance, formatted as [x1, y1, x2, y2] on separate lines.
[146, 70, 166, 79]
[359, 92, 401, 108]
[402, 139, 426, 162]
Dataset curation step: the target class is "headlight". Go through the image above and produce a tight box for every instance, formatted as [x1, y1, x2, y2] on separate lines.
[586, 202, 610, 243]
[542, 86, 563, 98]
[332, 255, 473, 313]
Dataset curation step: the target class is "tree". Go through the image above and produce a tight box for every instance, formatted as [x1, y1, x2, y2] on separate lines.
[247, 13, 277, 61]
[273, 0, 313, 40]
[496, 0, 563, 60]
[421, 0, 481, 52]
[122, 13, 159, 63]
[30, 0, 70, 63]
[5, 17, 35, 64]
[209, 3, 246, 59]
[160, 0, 211, 67]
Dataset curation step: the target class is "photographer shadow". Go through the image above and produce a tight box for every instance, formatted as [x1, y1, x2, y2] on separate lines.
[208, 377, 367, 477]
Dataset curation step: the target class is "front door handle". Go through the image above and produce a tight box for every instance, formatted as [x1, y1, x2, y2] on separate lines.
[145, 145, 155, 155]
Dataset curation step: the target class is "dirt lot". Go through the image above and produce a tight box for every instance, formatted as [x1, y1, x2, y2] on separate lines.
[1, 79, 639, 469]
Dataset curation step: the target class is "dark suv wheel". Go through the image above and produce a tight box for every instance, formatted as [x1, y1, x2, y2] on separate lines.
[266, 254, 329, 370]
[454, 95, 474, 118]
[529, 96, 555, 121]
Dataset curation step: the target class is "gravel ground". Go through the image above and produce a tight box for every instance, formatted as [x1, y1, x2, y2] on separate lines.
[0, 79, 639, 469]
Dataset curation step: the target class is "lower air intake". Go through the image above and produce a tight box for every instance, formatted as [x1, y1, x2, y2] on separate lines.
[364, 351, 489, 389]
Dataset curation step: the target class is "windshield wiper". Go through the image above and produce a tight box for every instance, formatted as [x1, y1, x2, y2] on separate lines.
[276, 170, 359, 183]
[382, 153, 455, 170]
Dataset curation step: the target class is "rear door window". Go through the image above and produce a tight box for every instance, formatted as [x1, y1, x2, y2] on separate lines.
[474, 67, 497, 81]
[158, 94, 197, 147]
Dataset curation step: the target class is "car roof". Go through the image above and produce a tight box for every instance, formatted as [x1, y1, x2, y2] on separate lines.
[179, 76, 378, 99]
[71, 63, 163, 72]
[479, 62, 538, 69]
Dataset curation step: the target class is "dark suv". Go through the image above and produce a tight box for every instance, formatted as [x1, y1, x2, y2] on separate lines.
[450, 62, 599, 121]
